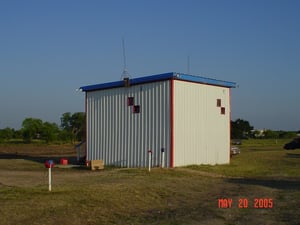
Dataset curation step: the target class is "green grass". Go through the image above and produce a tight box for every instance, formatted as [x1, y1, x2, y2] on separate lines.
[0, 169, 219, 225]
[0, 139, 299, 225]
[240, 138, 290, 147]
[187, 139, 300, 177]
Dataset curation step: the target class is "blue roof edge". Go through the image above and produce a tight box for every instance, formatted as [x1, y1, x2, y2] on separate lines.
[80, 72, 236, 92]
[175, 73, 236, 88]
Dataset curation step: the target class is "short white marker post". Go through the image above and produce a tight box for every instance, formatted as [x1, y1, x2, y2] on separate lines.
[161, 148, 165, 168]
[148, 150, 152, 172]
[49, 167, 52, 191]
[45, 160, 54, 192]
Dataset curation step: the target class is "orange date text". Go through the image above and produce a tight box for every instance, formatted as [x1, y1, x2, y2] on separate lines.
[218, 198, 273, 208]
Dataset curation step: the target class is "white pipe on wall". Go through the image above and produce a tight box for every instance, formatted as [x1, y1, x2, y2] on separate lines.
[148, 150, 152, 172]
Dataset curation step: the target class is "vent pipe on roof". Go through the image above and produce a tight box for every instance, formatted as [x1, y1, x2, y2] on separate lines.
[124, 77, 130, 87]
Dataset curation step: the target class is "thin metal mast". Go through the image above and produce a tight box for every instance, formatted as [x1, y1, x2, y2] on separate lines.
[121, 38, 130, 79]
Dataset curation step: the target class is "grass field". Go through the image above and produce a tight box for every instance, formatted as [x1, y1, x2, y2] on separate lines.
[0, 140, 299, 225]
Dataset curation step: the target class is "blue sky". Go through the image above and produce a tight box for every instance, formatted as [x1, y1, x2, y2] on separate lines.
[0, 0, 299, 131]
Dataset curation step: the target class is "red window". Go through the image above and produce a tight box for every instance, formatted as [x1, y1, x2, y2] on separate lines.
[133, 105, 140, 113]
[217, 99, 221, 107]
[221, 107, 225, 115]
[127, 97, 134, 106]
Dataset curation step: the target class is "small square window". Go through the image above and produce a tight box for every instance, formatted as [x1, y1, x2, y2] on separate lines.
[127, 97, 134, 106]
[133, 105, 140, 113]
[221, 107, 225, 115]
[217, 99, 221, 107]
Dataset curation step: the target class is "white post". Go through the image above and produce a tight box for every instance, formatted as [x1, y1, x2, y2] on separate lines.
[48, 167, 52, 191]
[161, 148, 165, 168]
[148, 150, 152, 172]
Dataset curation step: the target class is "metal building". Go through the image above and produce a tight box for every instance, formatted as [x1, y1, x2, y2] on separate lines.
[80, 72, 236, 168]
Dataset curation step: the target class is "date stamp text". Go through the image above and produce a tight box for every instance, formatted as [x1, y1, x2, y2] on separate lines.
[218, 198, 273, 208]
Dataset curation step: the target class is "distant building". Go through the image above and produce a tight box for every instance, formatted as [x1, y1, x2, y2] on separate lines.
[80, 72, 236, 168]
[253, 129, 266, 138]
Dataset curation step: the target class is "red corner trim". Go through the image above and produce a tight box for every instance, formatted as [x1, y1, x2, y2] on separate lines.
[170, 79, 174, 168]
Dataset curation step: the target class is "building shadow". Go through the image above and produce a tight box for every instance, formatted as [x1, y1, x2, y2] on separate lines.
[226, 177, 300, 190]
[285, 153, 300, 158]
[0, 152, 79, 165]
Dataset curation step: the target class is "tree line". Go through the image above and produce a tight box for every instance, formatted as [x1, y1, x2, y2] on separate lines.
[231, 118, 298, 139]
[1, 116, 297, 144]
[0, 112, 85, 144]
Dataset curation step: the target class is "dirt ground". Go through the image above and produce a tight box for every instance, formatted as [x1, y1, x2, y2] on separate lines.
[0, 144, 81, 186]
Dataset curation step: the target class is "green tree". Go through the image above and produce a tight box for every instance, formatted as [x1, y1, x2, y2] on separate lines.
[231, 119, 254, 139]
[13, 129, 23, 139]
[21, 118, 43, 143]
[41, 122, 60, 143]
[0, 127, 14, 142]
[61, 112, 85, 143]
[58, 129, 72, 142]
[61, 112, 72, 131]
[263, 129, 279, 139]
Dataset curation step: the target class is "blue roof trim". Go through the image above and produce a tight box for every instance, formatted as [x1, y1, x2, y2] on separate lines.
[175, 73, 236, 88]
[129, 72, 174, 85]
[80, 72, 236, 91]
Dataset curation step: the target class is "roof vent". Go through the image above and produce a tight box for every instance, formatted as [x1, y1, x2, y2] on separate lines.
[123, 77, 130, 87]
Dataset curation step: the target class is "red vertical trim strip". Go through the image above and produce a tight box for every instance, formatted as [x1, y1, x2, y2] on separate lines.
[229, 88, 231, 163]
[85, 92, 88, 163]
[170, 79, 174, 168]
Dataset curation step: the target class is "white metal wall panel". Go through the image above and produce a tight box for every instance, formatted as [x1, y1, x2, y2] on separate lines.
[86, 80, 171, 168]
[173, 80, 230, 166]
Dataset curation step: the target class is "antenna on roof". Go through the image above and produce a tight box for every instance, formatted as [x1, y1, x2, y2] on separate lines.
[121, 38, 131, 81]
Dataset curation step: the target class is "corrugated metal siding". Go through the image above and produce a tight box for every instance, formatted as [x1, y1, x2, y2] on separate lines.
[86, 80, 171, 168]
[173, 80, 230, 166]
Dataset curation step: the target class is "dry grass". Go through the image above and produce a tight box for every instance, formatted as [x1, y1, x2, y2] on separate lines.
[0, 142, 299, 225]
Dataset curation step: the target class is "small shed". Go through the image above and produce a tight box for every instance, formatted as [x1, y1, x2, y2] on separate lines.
[80, 72, 236, 168]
